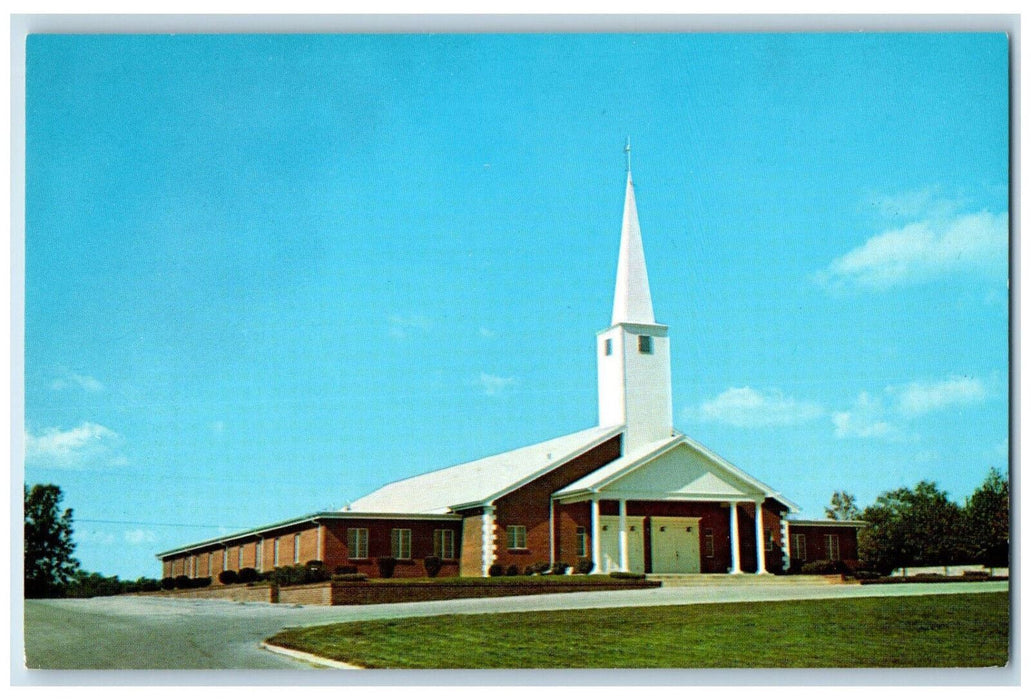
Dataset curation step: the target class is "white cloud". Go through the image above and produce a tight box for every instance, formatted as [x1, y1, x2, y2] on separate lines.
[476, 372, 517, 396]
[124, 529, 157, 545]
[832, 392, 898, 439]
[817, 210, 1007, 289]
[25, 422, 123, 468]
[693, 386, 824, 428]
[388, 315, 432, 339]
[892, 375, 988, 417]
[51, 369, 105, 392]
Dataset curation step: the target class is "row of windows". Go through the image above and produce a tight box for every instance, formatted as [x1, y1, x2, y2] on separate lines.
[178, 532, 307, 576]
[602, 335, 655, 356]
[790, 533, 840, 562]
[346, 528, 457, 560]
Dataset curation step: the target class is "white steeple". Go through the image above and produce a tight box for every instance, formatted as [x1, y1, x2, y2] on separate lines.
[597, 148, 673, 455]
[611, 170, 656, 325]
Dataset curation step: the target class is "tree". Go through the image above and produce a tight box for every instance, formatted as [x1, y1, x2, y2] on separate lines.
[825, 491, 861, 520]
[24, 484, 79, 598]
[858, 481, 965, 575]
[964, 467, 1009, 573]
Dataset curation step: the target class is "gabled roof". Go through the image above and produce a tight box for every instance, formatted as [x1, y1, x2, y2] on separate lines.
[554, 432, 799, 512]
[344, 425, 623, 514]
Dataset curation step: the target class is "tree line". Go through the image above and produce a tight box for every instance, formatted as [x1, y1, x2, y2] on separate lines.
[825, 467, 1009, 575]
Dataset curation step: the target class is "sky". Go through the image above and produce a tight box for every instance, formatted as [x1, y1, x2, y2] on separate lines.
[22, 33, 1009, 579]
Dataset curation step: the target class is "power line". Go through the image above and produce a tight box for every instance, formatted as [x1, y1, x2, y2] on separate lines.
[76, 518, 247, 530]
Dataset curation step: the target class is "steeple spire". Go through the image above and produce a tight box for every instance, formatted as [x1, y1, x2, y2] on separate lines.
[610, 154, 655, 326]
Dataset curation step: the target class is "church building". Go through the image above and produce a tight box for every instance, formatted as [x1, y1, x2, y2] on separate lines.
[157, 159, 860, 581]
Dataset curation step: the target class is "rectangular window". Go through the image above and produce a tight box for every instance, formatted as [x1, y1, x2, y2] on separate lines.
[222, 548, 228, 571]
[208, 552, 213, 575]
[507, 525, 527, 550]
[433, 529, 455, 559]
[604, 338, 613, 356]
[238, 545, 244, 569]
[274, 538, 280, 567]
[293, 533, 302, 564]
[638, 335, 653, 354]
[765, 528, 774, 552]
[190, 555, 197, 578]
[391, 528, 412, 559]
[792, 533, 807, 561]
[825, 534, 841, 562]
[576, 527, 588, 557]
[704, 528, 715, 558]
[256, 541, 263, 571]
[348, 528, 369, 559]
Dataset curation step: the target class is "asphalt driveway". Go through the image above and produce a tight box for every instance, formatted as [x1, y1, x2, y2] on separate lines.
[21, 580, 1008, 671]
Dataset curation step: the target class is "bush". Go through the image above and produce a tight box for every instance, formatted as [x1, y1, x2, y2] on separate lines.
[377, 556, 398, 579]
[548, 561, 570, 575]
[576, 558, 594, 574]
[237, 567, 258, 584]
[334, 565, 359, 575]
[333, 572, 369, 582]
[526, 561, 550, 575]
[161, 577, 176, 591]
[505, 564, 520, 576]
[304, 561, 329, 583]
[191, 577, 212, 588]
[270, 565, 306, 587]
[139, 578, 161, 592]
[173, 575, 192, 589]
[424, 556, 443, 578]
[853, 570, 883, 580]
[218, 569, 239, 585]
[488, 563, 505, 577]
[609, 571, 646, 580]
[800, 560, 846, 575]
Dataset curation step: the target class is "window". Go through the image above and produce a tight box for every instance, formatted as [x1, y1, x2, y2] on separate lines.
[825, 534, 841, 562]
[273, 538, 280, 567]
[576, 527, 588, 557]
[765, 528, 775, 552]
[208, 552, 213, 575]
[792, 533, 807, 561]
[638, 335, 653, 354]
[604, 338, 613, 356]
[434, 529, 455, 559]
[238, 545, 244, 569]
[293, 533, 302, 564]
[190, 555, 197, 577]
[222, 548, 229, 571]
[256, 541, 263, 571]
[704, 528, 715, 558]
[348, 528, 369, 559]
[507, 525, 527, 550]
[391, 528, 412, 559]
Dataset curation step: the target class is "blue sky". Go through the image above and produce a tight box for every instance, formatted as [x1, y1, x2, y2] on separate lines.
[23, 33, 1009, 579]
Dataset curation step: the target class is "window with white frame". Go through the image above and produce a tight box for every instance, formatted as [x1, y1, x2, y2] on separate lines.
[256, 541, 263, 571]
[825, 534, 841, 562]
[348, 528, 369, 559]
[576, 527, 588, 557]
[222, 548, 229, 570]
[208, 552, 213, 574]
[238, 545, 244, 569]
[391, 528, 412, 559]
[507, 525, 527, 550]
[792, 533, 807, 561]
[432, 529, 455, 559]
[704, 528, 715, 558]
[293, 533, 302, 564]
[273, 538, 280, 567]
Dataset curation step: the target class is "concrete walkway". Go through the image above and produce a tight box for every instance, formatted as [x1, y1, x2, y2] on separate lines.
[21, 580, 1007, 671]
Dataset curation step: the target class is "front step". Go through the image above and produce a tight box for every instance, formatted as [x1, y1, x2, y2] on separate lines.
[645, 573, 846, 586]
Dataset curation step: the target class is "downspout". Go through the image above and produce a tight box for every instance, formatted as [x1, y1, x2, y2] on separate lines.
[549, 497, 556, 567]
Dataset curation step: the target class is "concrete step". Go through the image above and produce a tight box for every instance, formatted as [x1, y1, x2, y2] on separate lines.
[645, 574, 846, 586]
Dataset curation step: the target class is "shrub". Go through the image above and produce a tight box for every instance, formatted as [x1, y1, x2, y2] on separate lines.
[270, 565, 306, 587]
[800, 560, 845, 575]
[505, 564, 520, 576]
[424, 556, 443, 578]
[191, 577, 212, 588]
[853, 570, 883, 580]
[549, 561, 570, 575]
[527, 561, 550, 575]
[609, 571, 646, 580]
[139, 579, 161, 592]
[173, 575, 191, 589]
[377, 556, 398, 579]
[488, 563, 505, 577]
[304, 561, 329, 583]
[333, 572, 369, 582]
[237, 567, 258, 584]
[218, 569, 239, 585]
[576, 558, 594, 574]
[160, 577, 176, 590]
[334, 565, 359, 575]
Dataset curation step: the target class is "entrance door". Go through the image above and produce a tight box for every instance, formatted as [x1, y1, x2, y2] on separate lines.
[650, 516, 702, 573]
[599, 516, 645, 573]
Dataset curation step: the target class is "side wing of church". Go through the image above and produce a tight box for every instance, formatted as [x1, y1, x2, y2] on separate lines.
[158, 162, 861, 580]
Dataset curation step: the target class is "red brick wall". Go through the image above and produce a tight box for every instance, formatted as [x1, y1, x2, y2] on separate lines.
[320, 519, 462, 578]
[789, 523, 860, 566]
[491, 435, 622, 570]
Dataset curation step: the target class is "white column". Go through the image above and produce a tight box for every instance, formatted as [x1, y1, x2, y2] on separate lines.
[618, 499, 629, 572]
[729, 502, 742, 574]
[591, 497, 602, 573]
[781, 518, 791, 572]
[482, 505, 495, 577]
[754, 500, 768, 574]
[316, 523, 323, 561]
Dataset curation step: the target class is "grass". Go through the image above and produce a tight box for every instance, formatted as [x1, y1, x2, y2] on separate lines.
[267, 592, 1009, 669]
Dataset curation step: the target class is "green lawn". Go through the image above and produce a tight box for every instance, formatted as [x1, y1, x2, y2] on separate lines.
[267, 592, 1009, 669]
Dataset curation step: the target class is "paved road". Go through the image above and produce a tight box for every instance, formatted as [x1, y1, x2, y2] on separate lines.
[21, 580, 1008, 670]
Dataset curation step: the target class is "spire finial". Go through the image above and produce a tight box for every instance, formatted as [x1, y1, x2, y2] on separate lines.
[624, 136, 631, 173]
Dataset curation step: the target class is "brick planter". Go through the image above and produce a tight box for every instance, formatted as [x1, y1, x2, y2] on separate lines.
[329, 579, 659, 606]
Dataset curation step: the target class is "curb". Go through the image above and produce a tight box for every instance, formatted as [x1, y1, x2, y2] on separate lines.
[260, 642, 364, 669]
